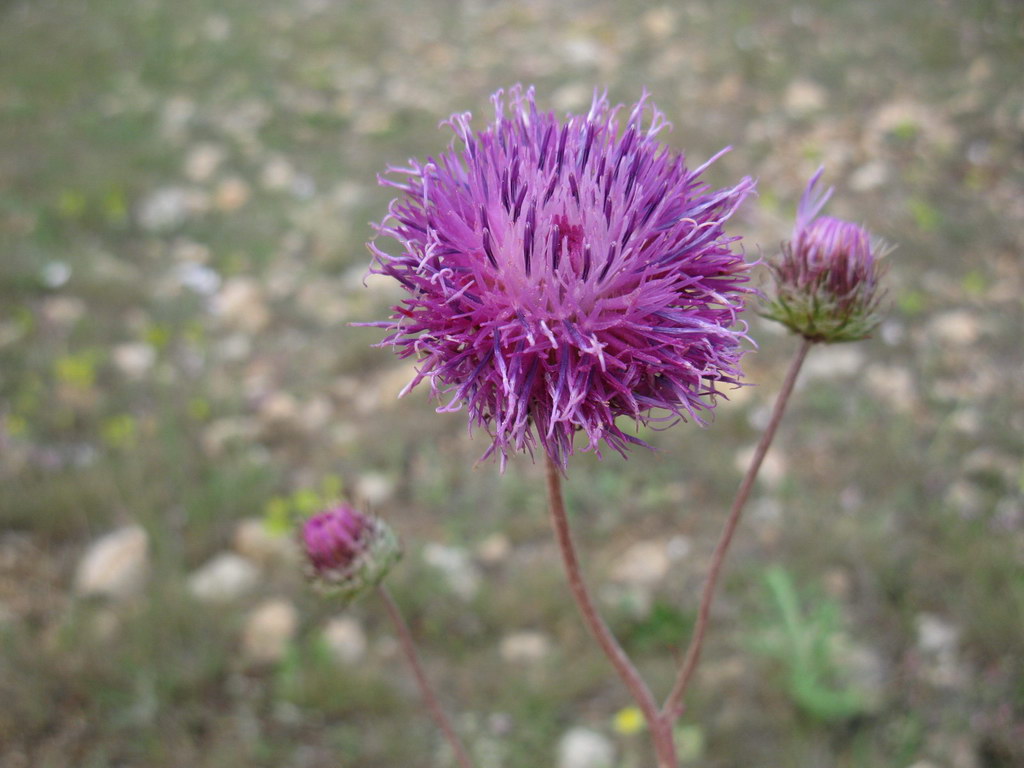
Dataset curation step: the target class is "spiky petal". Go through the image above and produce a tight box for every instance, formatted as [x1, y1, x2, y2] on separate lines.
[365, 85, 756, 468]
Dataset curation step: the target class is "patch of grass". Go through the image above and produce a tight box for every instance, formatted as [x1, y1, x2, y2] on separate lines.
[751, 566, 870, 722]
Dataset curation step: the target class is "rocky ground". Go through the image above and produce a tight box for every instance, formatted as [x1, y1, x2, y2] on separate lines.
[1, 0, 1023, 766]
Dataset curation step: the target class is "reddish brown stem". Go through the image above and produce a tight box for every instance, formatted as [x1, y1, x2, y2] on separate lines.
[378, 586, 474, 768]
[545, 455, 678, 768]
[662, 337, 813, 721]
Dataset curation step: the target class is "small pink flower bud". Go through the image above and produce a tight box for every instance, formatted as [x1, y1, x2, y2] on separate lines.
[301, 505, 400, 603]
[763, 168, 890, 343]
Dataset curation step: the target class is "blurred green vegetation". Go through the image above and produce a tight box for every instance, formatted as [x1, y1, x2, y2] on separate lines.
[752, 566, 870, 722]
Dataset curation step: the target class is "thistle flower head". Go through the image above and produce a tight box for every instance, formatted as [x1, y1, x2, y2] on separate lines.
[301, 505, 400, 602]
[762, 167, 890, 343]
[366, 85, 756, 468]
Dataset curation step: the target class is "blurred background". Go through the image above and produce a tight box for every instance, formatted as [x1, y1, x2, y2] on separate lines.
[1, 0, 1022, 766]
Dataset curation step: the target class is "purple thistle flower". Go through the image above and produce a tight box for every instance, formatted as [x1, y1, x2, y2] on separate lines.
[763, 167, 890, 343]
[303, 505, 368, 572]
[364, 85, 756, 468]
[302, 505, 400, 602]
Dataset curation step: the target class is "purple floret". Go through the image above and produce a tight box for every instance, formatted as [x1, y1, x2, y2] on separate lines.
[302, 505, 367, 572]
[365, 85, 756, 468]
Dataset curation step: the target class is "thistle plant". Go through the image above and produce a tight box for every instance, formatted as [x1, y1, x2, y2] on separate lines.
[312, 87, 890, 767]
[300, 506, 473, 768]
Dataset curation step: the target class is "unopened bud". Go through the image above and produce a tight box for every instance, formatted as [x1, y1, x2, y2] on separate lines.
[301, 505, 400, 603]
[762, 167, 890, 343]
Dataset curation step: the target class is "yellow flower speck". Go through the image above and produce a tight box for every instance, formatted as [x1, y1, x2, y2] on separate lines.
[612, 706, 645, 736]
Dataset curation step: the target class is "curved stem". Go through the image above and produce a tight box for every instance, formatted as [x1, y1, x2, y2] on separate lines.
[544, 455, 678, 768]
[377, 586, 475, 768]
[662, 337, 813, 721]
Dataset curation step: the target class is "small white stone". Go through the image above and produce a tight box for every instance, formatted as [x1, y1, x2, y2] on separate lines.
[849, 161, 889, 192]
[476, 533, 511, 565]
[916, 613, 959, 655]
[203, 14, 232, 42]
[422, 543, 480, 601]
[802, 346, 865, 380]
[216, 333, 252, 362]
[41, 262, 71, 288]
[233, 518, 298, 566]
[74, 525, 149, 600]
[291, 174, 315, 199]
[552, 83, 591, 112]
[331, 180, 367, 211]
[40, 296, 86, 326]
[160, 97, 196, 140]
[642, 7, 676, 39]
[944, 480, 983, 517]
[928, 311, 981, 346]
[137, 187, 190, 231]
[950, 408, 981, 436]
[915, 613, 965, 687]
[213, 277, 270, 333]
[112, 343, 156, 380]
[201, 417, 259, 457]
[173, 262, 221, 295]
[350, 106, 394, 136]
[329, 421, 360, 449]
[666, 535, 692, 562]
[500, 631, 551, 664]
[171, 239, 211, 263]
[214, 177, 251, 212]
[864, 364, 916, 413]
[298, 396, 334, 432]
[610, 541, 670, 586]
[557, 727, 615, 768]
[963, 448, 1018, 481]
[562, 37, 600, 67]
[322, 616, 368, 665]
[188, 552, 259, 603]
[259, 392, 300, 426]
[261, 156, 296, 191]
[785, 79, 827, 116]
[865, 100, 955, 153]
[242, 599, 298, 664]
[880, 320, 905, 346]
[356, 472, 395, 505]
[183, 143, 225, 182]
[296, 280, 351, 325]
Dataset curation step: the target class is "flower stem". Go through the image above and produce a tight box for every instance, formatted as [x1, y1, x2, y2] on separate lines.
[377, 586, 475, 768]
[662, 337, 814, 721]
[544, 455, 678, 768]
